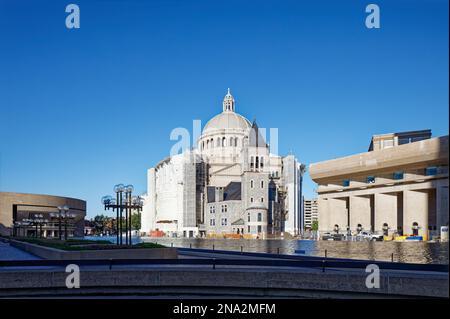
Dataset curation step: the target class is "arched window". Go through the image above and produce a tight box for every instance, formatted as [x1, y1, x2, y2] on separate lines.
[235, 138, 238, 147]
[261, 197, 264, 203]
[250, 180, 254, 188]
[216, 138, 220, 147]
[255, 157, 259, 169]
[260, 157, 264, 168]
[210, 138, 214, 148]
[202, 141, 204, 150]
[222, 137, 226, 147]
[250, 197, 254, 203]
[229, 137, 233, 147]
[261, 181, 264, 188]
[250, 156, 254, 169]
[206, 140, 209, 149]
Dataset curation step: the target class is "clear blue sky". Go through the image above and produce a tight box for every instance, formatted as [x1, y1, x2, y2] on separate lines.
[0, 0, 448, 218]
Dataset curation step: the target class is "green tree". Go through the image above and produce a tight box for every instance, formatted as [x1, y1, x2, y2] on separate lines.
[311, 220, 319, 231]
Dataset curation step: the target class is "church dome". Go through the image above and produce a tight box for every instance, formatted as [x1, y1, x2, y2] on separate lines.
[202, 89, 251, 134]
[203, 112, 251, 133]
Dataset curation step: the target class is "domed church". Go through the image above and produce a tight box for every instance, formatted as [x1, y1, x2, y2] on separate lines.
[141, 89, 304, 238]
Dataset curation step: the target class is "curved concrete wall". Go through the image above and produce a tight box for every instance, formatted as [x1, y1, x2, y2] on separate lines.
[0, 192, 86, 236]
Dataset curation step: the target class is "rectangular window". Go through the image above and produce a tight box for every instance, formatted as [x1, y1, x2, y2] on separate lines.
[367, 176, 375, 184]
[425, 166, 438, 176]
[255, 156, 259, 169]
[393, 171, 404, 180]
[222, 218, 227, 226]
[248, 225, 251, 233]
[257, 225, 262, 233]
[247, 214, 250, 222]
[257, 213, 262, 222]
[343, 179, 350, 187]
[210, 219, 215, 226]
[260, 157, 264, 168]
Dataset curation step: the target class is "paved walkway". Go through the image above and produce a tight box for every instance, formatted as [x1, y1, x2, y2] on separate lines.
[0, 242, 41, 260]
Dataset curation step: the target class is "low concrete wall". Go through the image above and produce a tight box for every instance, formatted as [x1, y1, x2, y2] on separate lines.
[9, 239, 178, 260]
[0, 267, 447, 298]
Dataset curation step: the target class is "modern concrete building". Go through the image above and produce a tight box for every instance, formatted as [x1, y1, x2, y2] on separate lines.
[0, 192, 86, 237]
[303, 198, 318, 230]
[141, 89, 305, 238]
[309, 130, 449, 240]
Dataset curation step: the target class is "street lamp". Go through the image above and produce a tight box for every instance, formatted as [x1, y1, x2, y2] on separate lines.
[103, 184, 143, 246]
[57, 205, 70, 240]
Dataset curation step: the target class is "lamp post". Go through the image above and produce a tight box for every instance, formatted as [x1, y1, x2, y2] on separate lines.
[56, 205, 70, 240]
[102, 184, 143, 246]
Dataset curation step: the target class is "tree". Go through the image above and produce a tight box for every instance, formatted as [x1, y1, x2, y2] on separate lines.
[311, 220, 319, 231]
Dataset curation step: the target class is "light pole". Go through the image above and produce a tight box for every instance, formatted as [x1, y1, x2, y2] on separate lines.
[102, 184, 143, 246]
[56, 205, 69, 240]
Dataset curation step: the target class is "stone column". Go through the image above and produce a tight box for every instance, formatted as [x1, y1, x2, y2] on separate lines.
[328, 197, 348, 233]
[436, 182, 449, 228]
[349, 195, 371, 231]
[374, 193, 397, 235]
[404, 190, 429, 239]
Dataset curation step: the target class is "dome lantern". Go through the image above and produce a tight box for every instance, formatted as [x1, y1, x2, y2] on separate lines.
[223, 88, 235, 112]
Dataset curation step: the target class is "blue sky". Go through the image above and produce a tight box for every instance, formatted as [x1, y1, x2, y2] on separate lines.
[0, 0, 448, 218]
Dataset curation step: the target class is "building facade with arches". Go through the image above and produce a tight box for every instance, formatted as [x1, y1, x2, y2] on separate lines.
[140, 89, 304, 238]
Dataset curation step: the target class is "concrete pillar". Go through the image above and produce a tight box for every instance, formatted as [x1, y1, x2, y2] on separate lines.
[375, 193, 397, 234]
[404, 190, 429, 239]
[318, 197, 330, 232]
[349, 195, 371, 231]
[328, 197, 348, 232]
[436, 183, 449, 228]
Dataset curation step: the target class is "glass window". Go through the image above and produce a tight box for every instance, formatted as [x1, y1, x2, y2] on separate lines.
[257, 213, 262, 222]
[261, 181, 264, 188]
[343, 179, 350, 187]
[261, 197, 264, 203]
[255, 156, 259, 169]
[393, 171, 404, 180]
[257, 225, 262, 233]
[210, 219, 215, 226]
[425, 166, 438, 176]
[367, 176, 375, 184]
[247, 213, 250, 222]
[250, 180, 254, 188]
[260, 157, 264, 168]
[250, 197, 254, 203]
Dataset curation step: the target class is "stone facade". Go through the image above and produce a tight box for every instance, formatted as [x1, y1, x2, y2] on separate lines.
[141, 89, 304, 238]
[309, 130, 449, 240]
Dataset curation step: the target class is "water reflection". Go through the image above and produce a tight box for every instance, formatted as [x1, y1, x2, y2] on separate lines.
[85, 236, 449, 264]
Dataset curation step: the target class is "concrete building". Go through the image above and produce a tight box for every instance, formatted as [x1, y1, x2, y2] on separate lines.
[141, 89, 305, 238]
[0, 192, 86, 237]
[303, 198, 318, 230]
[309, 130, 449, 240]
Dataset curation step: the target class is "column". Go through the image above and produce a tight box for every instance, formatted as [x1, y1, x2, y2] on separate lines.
[349, 195, 371, 231]
[404, 190, 429, 239]
[375, 192, 398, 234]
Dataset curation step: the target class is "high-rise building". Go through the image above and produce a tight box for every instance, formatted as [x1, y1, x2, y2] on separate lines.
[303, 198, 318, 230]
